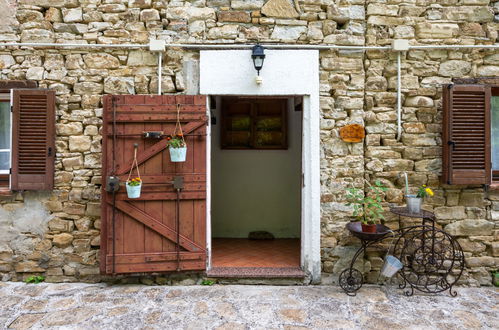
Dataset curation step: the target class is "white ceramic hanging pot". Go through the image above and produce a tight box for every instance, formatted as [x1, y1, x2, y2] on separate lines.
[169, 147, 187, 162]
[126, 182, 142, 198]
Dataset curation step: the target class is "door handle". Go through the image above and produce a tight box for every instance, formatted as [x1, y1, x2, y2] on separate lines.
[447, 141, 455, 151]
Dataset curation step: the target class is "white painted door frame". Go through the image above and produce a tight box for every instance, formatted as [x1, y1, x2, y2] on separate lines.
[200, 50, 321, 282]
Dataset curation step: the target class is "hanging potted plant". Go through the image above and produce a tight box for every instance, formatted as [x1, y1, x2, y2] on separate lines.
[167, 104, 187, 162]
[345, 180, 387, 233]
[126, 177, 142, 198]
[126, 144, 142, 198]
[166, 134, 187, 162]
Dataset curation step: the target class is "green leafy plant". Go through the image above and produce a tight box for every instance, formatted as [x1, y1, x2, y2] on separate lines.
[492, 271, 499, 287]
[25, 275, 45, 284]
[165, 134, 186, 148]
[200, 279, 215, 286]
[416, 184, 434, 198]
[345, 180, 387, 225]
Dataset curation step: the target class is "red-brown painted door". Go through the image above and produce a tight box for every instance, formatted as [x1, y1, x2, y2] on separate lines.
[100, 95, 207, 274]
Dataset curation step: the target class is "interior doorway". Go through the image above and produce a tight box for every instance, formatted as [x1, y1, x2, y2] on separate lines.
[209, 96, 302, 275]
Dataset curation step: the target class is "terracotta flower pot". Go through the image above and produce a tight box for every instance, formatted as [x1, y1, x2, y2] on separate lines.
[361, 223, 377, 233]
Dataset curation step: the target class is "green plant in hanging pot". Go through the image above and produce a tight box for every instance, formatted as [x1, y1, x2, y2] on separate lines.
[168, 104, 187, 162]
[345, 180, 387, 233]
[126, 144, 142, 198]
[166, 134, 187, 162]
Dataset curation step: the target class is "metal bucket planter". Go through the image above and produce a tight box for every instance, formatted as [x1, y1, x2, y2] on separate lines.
[380, 255, 403, 278]
[169, 147, 187, 162]
[405, 194, 422, 214]
[126, 182, 142, 198]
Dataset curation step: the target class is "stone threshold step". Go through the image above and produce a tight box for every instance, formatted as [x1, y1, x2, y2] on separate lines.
[206, 267, 306, 278]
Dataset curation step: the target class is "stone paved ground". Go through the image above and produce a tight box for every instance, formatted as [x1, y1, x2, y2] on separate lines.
[0, 282, 497, 329]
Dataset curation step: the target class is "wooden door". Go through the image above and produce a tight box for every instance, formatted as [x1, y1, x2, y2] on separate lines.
[100, 95, 207, 274]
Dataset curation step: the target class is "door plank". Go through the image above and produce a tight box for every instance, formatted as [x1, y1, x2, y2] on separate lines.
[114, 200, 205, 252]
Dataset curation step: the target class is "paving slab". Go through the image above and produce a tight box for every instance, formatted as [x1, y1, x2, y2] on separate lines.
[0, 282, 497, 329]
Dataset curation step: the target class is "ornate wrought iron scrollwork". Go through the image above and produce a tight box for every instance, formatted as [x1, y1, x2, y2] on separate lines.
[339, 268, 363, 296]
[393, 225, 465, 296]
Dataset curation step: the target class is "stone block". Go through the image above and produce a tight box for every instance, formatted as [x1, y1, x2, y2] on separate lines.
[86, 202, 100, 217]
[104, 77, 135, 94]
[444, 219, 494, 235]
[438, 60, 472, 77]
[261, 0, 299, 18]
[129, 0, 152, 8]
[415, 23, 459, 38]
[477, 66, 499, 76]
[140, 8, 160, 21]
[442, 6, 494, 23]
[62, 8, 82, 23]
[53, 233, 74, 248]
[83, 53, 120, 69]
[74, 82, 103, 95]
[15, 261, 45, 273]
[404, 96, 434, 107]
[218, 11, 251, 22]
[231, 0, 264, 10]
[270, 25, 306, 41]
[127, 50, 157, 66]
[466, 256, 495, 267]
[459, 192, 484, 207]
[69, 136, 91, 152]
[435, 206, 466, 220]
[48, 218, 74, 232]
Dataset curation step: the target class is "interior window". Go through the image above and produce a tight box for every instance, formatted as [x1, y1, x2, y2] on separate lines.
[491, 88, 499, 179]
[0, 95, 10, 175]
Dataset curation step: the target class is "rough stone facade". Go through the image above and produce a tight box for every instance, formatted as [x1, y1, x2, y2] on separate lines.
[0, 0, 498, 286]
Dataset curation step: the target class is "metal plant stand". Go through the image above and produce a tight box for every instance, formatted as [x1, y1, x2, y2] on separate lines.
[339, 208, 465, 297]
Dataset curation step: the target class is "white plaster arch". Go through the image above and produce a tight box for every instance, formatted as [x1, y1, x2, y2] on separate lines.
[200, 50, 321, 282]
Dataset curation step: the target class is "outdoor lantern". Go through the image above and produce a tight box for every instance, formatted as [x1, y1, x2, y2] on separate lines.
[251, 44, 265, 76]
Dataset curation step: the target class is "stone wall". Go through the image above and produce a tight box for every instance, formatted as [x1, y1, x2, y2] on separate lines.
[0, 0, 497, 285]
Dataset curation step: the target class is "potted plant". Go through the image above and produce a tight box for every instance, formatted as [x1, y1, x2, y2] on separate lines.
[166, 134, 187, 162]
[405, 184, 434, 214]
[346, 180, 387, 233]
[126, 177, 142, 198]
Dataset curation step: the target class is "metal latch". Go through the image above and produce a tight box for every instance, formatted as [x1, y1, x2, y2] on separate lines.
[173, 176, 184, 190]
[143, 131, 164, 139]
[106, 176, 120, 192]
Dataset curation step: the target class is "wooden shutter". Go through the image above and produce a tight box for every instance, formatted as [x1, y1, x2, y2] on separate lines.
[442, 84, 491, 185]
[11, 89, 55, 190]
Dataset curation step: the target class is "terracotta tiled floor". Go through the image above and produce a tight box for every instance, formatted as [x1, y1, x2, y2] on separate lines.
[211, 238, 300, 268]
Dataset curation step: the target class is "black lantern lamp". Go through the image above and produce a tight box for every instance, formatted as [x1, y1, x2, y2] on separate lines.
[251, 44, 265, 76]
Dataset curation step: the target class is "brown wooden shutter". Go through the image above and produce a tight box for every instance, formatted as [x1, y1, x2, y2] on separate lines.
[11, 89, 55, 190]
[442, 84, 491, 185]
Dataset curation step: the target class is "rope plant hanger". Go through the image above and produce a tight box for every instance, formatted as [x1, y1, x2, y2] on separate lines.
[168, 104, 187, 162]
[125, 144, 142, 198]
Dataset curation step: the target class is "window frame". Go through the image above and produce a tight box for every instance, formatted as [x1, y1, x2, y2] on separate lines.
[0, 93, 11, 175]
[490, 86, 499, 181]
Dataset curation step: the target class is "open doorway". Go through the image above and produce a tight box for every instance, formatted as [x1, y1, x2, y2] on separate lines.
[209, 96, 303, 276]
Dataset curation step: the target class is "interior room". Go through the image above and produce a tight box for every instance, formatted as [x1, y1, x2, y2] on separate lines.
[210, 96, 302, 271]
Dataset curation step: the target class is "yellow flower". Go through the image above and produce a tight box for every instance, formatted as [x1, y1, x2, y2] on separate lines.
[425, 187, 434, 196]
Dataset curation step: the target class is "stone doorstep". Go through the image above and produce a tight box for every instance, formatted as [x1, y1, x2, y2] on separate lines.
[206, 267, 306, 279]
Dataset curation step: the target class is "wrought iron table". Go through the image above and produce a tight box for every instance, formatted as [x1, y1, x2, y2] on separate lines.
[339, 208, 465, 296]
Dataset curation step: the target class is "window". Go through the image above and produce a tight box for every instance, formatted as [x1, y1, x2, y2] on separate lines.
[0, 81, 55, 191]
[0, 94, 9, 187]
[442, 84, 496, 185]
[221, 97, 288, 149]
